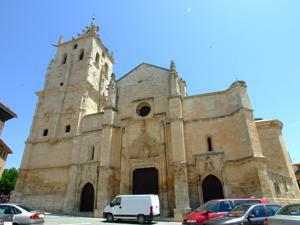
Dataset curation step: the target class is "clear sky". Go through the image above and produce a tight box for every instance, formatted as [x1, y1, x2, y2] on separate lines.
[1, 0, 299, 169]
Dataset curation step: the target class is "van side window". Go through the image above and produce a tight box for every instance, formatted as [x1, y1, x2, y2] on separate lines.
[115, 197, 121, 206]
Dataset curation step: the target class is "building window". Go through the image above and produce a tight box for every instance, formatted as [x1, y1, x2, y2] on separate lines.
[73, 44, 78, 49]
[101, 63, 108, 79]
[90, 146, 95, 161]
[207, 137, 213, 151]
[43, 129, 48, 137]
[95, 53, 100, 64]
[274, 181, 281, 194]
[79, 49, 84, 60]
[137, 103, 151, 117]
[65, 125, 71, 133]
[62, 53, 67, 64]
[102, 51, 105, 58]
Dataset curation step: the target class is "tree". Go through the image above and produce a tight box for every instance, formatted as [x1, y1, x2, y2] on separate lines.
[0, 168, 18, 195]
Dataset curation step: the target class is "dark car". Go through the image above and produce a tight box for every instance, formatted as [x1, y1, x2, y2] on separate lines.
[202, 203, 281, 225]
[183, 198, 269, 225]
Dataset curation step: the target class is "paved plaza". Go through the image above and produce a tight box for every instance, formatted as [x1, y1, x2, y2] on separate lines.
[44, 214, 181, 225]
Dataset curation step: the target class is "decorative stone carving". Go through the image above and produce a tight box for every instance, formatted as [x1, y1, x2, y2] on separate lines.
[170, 60, 176, 73]
[43, 112, 51, 122]
[169, 61, 180, 96]
[65, 107, 76, 120]
[78, 18, 99, 37]
[204, 156, 215, 171]
[129, 131, 160, 159]
[105, 73, 117, 109]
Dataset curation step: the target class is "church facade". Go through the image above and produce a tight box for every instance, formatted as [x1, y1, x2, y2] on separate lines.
[13, 23, 300, 219]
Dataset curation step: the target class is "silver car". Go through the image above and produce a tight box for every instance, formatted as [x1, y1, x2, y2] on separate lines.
[0, 203, 44, 225]
[267, 203, 300, 225]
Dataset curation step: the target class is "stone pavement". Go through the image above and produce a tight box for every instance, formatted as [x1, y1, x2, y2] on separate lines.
[44, 214, 181, 225]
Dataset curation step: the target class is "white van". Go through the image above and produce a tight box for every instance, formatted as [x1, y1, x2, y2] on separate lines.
[103, 194, 160, 223]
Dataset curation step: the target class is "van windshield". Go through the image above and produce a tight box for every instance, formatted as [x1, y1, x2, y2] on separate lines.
[194, 201, 219, 213]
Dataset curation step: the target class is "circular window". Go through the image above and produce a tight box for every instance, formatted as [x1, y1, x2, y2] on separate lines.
[137, 103, 151, 117]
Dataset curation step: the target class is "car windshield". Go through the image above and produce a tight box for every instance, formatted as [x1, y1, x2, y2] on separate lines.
[277, 205, 300, 216]
[17, 205, 34, 212]
[227, 205, 252, 217]
[194, 201, 219, 212]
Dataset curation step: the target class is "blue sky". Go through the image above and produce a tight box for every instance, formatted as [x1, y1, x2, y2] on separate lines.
[1, 0, 300, 169]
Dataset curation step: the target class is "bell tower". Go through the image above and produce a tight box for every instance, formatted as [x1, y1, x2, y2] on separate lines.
[28, 20, 114, 142]
[13, 20, 115, 209]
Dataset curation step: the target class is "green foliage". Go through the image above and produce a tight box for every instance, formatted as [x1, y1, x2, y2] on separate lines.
[0, 168, 18, 195]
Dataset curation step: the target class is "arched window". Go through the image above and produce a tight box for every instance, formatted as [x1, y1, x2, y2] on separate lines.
[207, 137, 213, 152]
[62, 53, 67, 64]
[73, 43, 78, 49]
[79, 49, 84, 60]
[101, 63, 108, 78]
[95, 53, 100, 64]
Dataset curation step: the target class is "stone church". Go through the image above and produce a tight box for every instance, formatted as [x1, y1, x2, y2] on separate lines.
[12, 22, 300, 219]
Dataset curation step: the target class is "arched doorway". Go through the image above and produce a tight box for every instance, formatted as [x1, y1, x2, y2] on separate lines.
[202, 175, 224, 202]
[133, 168, 158, 194]
[80, 183, 94, 212]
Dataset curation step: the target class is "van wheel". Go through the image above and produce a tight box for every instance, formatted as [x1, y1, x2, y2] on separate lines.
[106, 213, 114, 222]
[137, 215, 145, 224]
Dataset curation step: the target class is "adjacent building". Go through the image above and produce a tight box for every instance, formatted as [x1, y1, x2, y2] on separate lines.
[12, 22, 300, 219]
[0, 103, 16, 177]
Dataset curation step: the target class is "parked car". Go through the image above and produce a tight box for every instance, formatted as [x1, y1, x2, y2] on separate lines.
[202, 203, 281, 225]
[0, 203, 44, 225]
[0, 213, 13, 224]
[103, 194, 160, 223]
[265, 203, 300, 224]
[182, 198, 269, 225]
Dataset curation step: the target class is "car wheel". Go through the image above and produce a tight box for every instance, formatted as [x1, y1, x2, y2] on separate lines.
[106, 213, 114, 222]
[137, 215, 145, 224]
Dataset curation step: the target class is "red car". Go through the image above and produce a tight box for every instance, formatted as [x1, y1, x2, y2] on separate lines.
[182, 198, 269, 225]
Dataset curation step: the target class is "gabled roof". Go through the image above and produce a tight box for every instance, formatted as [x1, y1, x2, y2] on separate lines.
[0, 103, 17, 122]
[0, 139, 12, 154]
[117, 63, 169, 82]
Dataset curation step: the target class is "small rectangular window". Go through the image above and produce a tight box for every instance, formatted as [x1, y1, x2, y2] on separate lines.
[65, 125, 71, 133]
[207, 137, 213, 151]
[91, 147, 95, 161]
[43, 129, 48, 136]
